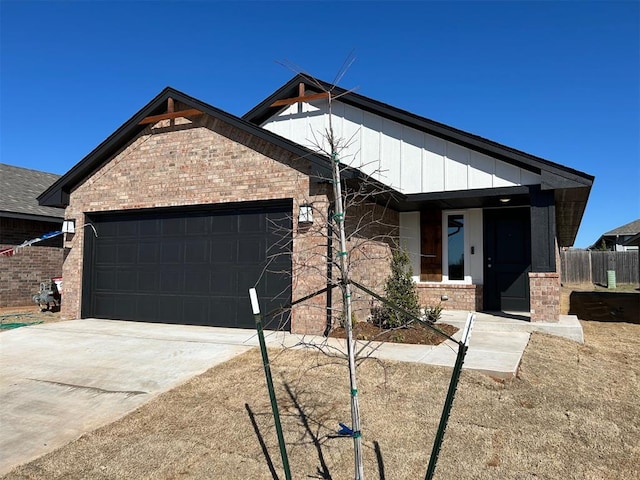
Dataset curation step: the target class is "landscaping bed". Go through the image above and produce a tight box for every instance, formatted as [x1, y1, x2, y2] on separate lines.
[329, 321, 459, 345]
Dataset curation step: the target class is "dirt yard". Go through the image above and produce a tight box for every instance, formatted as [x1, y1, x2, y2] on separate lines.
[0, 306, 63, 332]
[3, 318, 638, 480]
[561, 283, 639, 324]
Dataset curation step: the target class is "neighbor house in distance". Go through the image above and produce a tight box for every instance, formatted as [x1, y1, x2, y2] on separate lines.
[0, 163, 64, 307]
[589, 218, 640, 252]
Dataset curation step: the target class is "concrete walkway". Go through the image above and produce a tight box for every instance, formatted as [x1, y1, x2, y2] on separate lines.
[0, 314, 582, 475]
[271, 310, 583, 379]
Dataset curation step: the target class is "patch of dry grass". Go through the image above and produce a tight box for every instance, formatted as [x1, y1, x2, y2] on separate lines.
[4, 321, 639, 480]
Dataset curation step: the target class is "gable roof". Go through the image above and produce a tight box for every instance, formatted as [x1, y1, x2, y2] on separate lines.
[245, 75, 595, 246]
[38, 87, 378, 208]
[245, 75, 594, 188]
[589, 218, 640, 249]
[603, 218, 640, 237]
[0, 163, 64, 221]
[623, 232, 640, 247]
[37, 80, 595, 246]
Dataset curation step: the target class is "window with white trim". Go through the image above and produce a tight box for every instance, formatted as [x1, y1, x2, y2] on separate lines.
[447, 214, 465, 280]
[442, 211, 471, 283]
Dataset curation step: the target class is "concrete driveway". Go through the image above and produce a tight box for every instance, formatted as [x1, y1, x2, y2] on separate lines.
[1, 312, 569, 475]
[0, 319, 273, 475]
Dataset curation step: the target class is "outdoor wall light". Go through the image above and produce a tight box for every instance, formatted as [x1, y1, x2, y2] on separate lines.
[499, 198, 511, 204]
[298, 205, 313, 224]
[62, 219, 76, 234]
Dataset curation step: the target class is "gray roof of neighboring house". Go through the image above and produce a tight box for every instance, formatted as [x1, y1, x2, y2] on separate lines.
[603, 218, 640, 237]
[623, 232, 640, 246]
[0, 163, 64, 221]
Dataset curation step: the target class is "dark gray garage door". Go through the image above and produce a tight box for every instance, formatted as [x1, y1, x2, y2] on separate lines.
[82, 201, 292, 330]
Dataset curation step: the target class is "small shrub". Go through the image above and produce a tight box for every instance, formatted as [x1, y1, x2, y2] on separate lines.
[423, 303, 443, 323]
[372, 246, 422, 329]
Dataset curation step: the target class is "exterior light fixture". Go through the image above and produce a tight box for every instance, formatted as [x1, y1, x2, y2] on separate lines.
[62, 219, 76, 234]
[298, 205, 313, 224]
[499, 198, 511, 204]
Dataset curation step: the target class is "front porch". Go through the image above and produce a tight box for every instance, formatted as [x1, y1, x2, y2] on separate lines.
[437, 309, 583, 343]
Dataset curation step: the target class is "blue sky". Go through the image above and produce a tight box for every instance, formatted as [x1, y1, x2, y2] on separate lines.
[1, 1, 638, 247]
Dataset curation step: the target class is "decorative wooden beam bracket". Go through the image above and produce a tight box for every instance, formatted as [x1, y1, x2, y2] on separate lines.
[139, 98, 203, 125]
[139, 109, 204, 125]
[270, 82, 329, 107]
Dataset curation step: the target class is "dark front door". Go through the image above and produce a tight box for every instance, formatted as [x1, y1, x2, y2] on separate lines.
[82, 201, 292, 330]
[483, 207, 531, 312]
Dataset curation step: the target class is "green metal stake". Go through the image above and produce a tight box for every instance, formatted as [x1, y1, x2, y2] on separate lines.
[425, 312, 475, 480]
[249, 288, 292, 480]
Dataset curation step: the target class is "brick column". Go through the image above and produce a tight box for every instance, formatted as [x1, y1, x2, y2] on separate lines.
[529, 272, 560, 322]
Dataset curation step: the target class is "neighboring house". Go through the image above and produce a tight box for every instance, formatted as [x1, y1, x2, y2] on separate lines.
[589, 219, 640, 251]
[623, 233, 640, 282]
[0, 163, 65, 307]
[38, 77, 593, 333]
[623, 232, 640, 248]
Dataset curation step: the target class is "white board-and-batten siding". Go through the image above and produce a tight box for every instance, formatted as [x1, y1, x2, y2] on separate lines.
[262, 100, 541, 194]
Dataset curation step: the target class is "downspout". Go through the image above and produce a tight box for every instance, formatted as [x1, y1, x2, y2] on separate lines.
[323, 201, 334, 336]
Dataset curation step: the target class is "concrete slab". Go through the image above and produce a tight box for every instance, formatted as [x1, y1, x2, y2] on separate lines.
[417, 331, 531, 378]
[0, 312, 547, 474]
[270, 327, 530, 379]
[0, 320, 256, 475]
[438, 310, 584, 343]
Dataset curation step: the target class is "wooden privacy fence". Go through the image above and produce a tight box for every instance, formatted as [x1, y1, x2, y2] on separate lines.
[560, 249, 639, 284]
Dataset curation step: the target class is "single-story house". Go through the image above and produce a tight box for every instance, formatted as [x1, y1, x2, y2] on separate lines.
[38, 76, 593, 333]
[589, 218, 640, 251]
[623, 233, 640, 283]
[0, 163, 65, 307]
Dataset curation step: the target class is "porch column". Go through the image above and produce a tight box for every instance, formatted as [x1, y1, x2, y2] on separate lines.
[529, 187, 560, 321]
[530, 187, 556, 272]
[528, 272, 561, 322]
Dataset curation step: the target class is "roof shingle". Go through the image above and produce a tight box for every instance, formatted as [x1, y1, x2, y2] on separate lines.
[603, 218, 640, 236]
[0, 163, 64, 219]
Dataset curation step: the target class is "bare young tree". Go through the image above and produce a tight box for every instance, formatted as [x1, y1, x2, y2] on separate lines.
[250, 61, 402, 480]
[250, 60, 474, 480]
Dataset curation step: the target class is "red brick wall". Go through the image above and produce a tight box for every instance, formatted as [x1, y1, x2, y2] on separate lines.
[0, 244, 64, 307]
[416, 283, 483, 312]
[331, 201, 398, 326]
[529, 272, 560, 322]
[1, 218, 64, 308]
[0, 217, 63, 247]
[62, 115, 398, 334]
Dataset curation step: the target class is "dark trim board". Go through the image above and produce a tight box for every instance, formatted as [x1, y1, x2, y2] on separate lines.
[81, 199, 293, 330]
[530, 188, 557, 272]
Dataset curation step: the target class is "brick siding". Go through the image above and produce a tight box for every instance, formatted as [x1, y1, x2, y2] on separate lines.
[416, 283, 483, 312]
[332, 201, 397, 327]
[0, 244, 64, 308]
[1, 218, 64, 308]
[0, 217, 63, 247]
[61, 115, 395, 334]
[529, 272, 560, 322]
